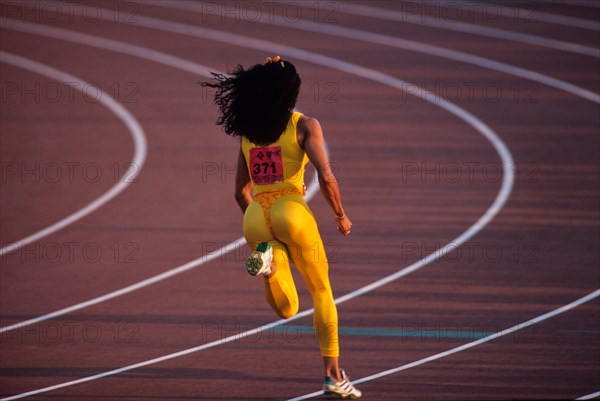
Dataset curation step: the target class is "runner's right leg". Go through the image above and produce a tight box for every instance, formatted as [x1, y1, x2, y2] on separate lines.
[262, 241, 299, 319]
[243, 200, 299, 319]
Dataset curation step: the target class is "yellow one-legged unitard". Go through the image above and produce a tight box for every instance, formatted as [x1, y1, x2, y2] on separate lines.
[241, 112, 339, 357]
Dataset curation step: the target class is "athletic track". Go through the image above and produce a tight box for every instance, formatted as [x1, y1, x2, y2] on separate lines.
[1, 1, 598, 400]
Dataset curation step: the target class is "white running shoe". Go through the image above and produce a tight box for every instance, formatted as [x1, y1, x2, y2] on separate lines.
[245, 242, 273, 276]
[323, 369, 362, 399]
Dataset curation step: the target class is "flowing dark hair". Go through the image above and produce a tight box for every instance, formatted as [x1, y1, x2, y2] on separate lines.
[202, 57, 301, 146]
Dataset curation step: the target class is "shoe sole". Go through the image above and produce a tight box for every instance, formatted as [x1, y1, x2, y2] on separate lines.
[324, 390, 360, 399]
[246, 242, 273, 276]
[245, 254, 265, 276]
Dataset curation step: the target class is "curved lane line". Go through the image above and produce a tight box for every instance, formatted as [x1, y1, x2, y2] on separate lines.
[0, 51, 147, 257]
[1, 7, 596, 400]
[148, 0, 600, 104]
[0, 19, 216, 78]
[0, 13, 516, 399]
[5, 0, 598, 354]
[460, 0, 600, 31]
[541, 0, 600, 9]
[0, 13, 517, 329]
[576, 390, 600, 400]
[0, 19, 319, 334]
[288, 289, 600, 401]
[290, 1, 599, 57]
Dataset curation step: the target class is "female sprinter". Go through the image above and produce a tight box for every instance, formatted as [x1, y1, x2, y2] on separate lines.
[204, 56, 361, 399]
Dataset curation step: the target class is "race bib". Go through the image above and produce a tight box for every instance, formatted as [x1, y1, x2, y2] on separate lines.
[249, 146, 284, 184]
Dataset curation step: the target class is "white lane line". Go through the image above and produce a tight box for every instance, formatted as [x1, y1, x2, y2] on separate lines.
[287, 289, 600, 401]
[15, 6, 596, 396]
[0, 239, 245, 334]
[0, 51, 147, 257]
[0, 12, 516, 399]
[0, 19, 320, 334]
[542, 0, 600, 8]
[298, 1, 599, 57]
[7, 2, 600, 329]
[0, 316, 291, 401]
[577, 390, 600, 400]
[3, 287, 597, 401]
[459, 0, 600, 31]
[9, 2, 588, 338]
[541, 0, 600, 8]
[6, 6, 587, 399]
[0, 1, 524, 333]
[0, 19, 216, 78]
[147, 0, 600, 104]
[1, 4, 518, 332]
[0, 8, 593, 401]
[3, 0, 596, 377]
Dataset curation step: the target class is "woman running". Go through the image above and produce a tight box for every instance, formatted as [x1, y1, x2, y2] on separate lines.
[204, 56, 361, 399]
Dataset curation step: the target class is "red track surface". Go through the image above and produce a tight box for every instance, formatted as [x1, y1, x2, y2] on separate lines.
[1, 1, 599, 400]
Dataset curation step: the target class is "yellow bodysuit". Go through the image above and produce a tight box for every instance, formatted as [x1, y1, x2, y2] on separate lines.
[241, 112, 339, 357]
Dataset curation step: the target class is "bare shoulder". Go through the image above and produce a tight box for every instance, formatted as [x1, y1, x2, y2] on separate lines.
[297, 115, 322, 148]
[298, 115, 321, 131]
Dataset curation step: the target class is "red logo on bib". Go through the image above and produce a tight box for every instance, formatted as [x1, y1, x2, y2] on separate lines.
[249, 146, 284, 184]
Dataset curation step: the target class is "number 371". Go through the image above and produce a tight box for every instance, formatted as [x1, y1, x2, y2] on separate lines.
[253, 162, 277, 175]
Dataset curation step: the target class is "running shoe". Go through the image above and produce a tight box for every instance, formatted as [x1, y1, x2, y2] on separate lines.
[245, 242, 273, 276]
[323, 369, 362, 399]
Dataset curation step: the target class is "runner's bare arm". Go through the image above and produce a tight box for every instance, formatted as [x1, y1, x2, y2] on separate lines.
[235, 145, 253, 213]
[300, 116, 352, 235]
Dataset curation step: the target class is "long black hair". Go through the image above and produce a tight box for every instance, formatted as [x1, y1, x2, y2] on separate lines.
[203, 57, 301, 146]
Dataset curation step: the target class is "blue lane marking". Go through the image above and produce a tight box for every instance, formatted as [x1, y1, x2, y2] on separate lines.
[270, 326, 494, 339]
